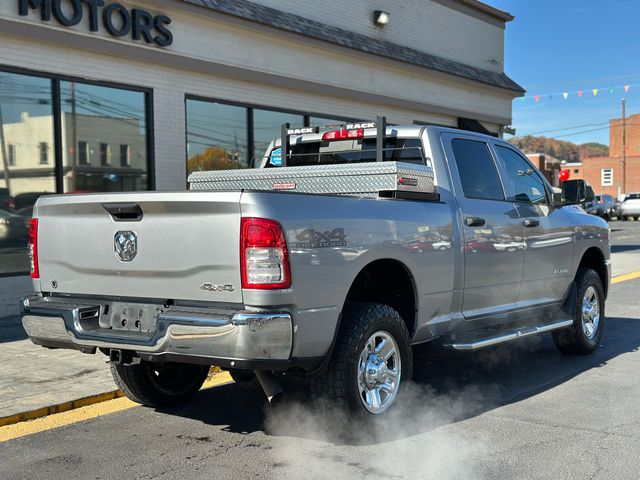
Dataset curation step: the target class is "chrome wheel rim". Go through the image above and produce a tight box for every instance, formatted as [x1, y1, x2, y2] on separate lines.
[357, 331, 401, 414]
[581, 286, 600, 340]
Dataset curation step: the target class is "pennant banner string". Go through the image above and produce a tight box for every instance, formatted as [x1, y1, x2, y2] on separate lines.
[519, 82, 639, 103]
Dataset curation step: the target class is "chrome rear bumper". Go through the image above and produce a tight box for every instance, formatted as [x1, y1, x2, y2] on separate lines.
[21, 296, 292, 362]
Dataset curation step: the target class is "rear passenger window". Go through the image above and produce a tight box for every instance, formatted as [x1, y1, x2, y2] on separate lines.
[451, 139, 504, 200]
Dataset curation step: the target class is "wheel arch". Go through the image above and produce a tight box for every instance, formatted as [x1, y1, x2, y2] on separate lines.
[577, 246, 609, 298]
[342, 258, 418, 337]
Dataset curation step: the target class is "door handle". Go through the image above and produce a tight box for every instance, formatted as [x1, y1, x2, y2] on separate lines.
[465, 217, 486, 227]
[522, 219, 540, 228]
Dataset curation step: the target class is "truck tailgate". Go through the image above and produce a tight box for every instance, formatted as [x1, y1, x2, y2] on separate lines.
[34, 191, 243, 304]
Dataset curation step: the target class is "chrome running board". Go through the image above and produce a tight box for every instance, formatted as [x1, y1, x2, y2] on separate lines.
[447, 319, 574, 351]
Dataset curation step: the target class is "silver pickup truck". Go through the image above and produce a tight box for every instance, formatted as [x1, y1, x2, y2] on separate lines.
[21, 122, 610, 416]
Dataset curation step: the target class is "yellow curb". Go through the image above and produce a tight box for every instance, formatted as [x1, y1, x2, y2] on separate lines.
[0, 371, 232, 443]
[611, 271, 640, 284]
[0, 390, 124, 428]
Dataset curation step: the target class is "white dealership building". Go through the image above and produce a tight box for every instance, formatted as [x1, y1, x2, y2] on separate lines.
[0, 0, 522, 311]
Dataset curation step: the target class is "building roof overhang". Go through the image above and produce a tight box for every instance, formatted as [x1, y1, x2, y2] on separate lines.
[182, 0, 524, 94]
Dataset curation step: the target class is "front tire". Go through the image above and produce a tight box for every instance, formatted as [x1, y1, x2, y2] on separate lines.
[110, 361, 210, 407]
[553, 268, 605, 355]
[310, 303, 412, 416]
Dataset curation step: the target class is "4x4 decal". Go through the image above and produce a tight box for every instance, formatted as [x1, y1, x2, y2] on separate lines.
[294, 228, 347, 248]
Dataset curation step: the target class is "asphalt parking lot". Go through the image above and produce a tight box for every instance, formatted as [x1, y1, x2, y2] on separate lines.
[1, 221, 639, 480]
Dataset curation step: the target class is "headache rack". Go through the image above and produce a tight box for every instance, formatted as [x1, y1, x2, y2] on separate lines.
[188, 116, 438, 201]
[279, 115, 389, 167]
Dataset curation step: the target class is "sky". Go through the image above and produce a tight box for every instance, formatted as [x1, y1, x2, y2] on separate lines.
[487, 0, 640, 146]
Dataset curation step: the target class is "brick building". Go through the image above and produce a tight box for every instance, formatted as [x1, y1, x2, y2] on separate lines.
[526, 153, 562, 187]
[563, 113, 640, 198]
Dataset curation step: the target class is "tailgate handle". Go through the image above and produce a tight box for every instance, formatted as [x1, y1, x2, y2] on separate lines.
[103, 203, 143, 222]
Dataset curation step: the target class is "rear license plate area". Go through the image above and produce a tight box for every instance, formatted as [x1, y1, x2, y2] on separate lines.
[105, 303, 160, 333]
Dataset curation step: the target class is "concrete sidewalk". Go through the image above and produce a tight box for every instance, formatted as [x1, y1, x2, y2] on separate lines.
[0, 315, 117, 421]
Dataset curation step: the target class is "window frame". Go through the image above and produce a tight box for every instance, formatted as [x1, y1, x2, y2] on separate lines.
[120, 144, 130, 167]
[447, 135, 507, 202]
[0, 63, 155, 193]
[39, 142, 49, 165]
[78, 141, 89, 165]
[7, 144, 15, 166]
[601, 168, 613, 187]
[99, 143, 110, 166]
[491, 142, 552, 205]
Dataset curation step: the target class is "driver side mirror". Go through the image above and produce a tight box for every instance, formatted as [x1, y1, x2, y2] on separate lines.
[562, 179, 594, 205]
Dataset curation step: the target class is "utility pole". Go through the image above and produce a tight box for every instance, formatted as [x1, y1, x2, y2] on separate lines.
[71, 82, 77, 192]
[622, 98, 626, 195]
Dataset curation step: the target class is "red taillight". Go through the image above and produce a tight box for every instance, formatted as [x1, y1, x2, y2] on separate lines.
[322, 129, 364, 141]
[240, 217, 291, 290]
[29, 218, 39, 279]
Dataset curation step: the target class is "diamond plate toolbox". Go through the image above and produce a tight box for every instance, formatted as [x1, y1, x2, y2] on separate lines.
[188, 162, 435, 195]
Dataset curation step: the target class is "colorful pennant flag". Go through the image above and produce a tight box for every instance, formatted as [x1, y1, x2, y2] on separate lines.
[518, 82, 639, 104]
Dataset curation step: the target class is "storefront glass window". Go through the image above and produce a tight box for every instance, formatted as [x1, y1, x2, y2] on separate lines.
[186, 100, 248, 175]
[253, 109, 303, 163]
[0, 70, 151, 276]
[309, 116, 349, 128]
[0, 71, 55, 275]
[60, 81, 149, 193]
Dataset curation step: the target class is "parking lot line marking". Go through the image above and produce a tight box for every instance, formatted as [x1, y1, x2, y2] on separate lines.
[611, 271, 640, 284]
[0, 372, 232, 443]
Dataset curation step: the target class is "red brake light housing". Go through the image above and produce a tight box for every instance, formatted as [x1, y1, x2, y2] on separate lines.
[322, 128, 364, 141]
[240, 217, 291, 290]
[29, 218, 39, 279]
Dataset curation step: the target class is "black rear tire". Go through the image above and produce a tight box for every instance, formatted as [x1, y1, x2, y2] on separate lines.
[553, 268, 605, 355]
[310, 302, 412, 416]
[110, 361, 210, 407]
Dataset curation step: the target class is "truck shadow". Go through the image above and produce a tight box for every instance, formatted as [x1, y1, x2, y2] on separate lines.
[0, 315, 28, 343]
[159, 315, 640, 446]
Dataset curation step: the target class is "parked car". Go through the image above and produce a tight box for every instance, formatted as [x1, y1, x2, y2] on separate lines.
[16, 206, 34, 228]
[620, 193, 640, 220]
[587, 194, 620, 220]
[20, 123, 610, 417]
[13, 192, 51, 211]
[0, 187, 15, 212]
[0, 208, 29, 245]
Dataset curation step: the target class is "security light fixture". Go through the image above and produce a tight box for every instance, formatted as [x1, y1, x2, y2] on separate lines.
[373, 10, 390, 27]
